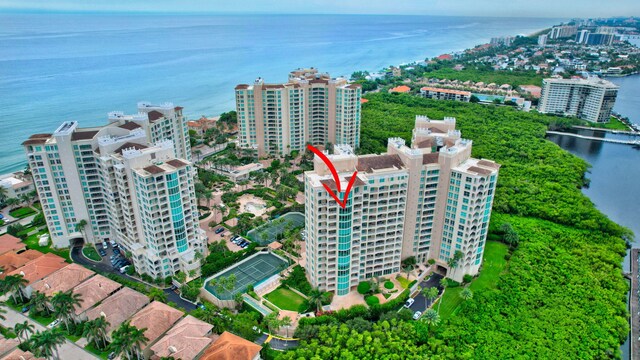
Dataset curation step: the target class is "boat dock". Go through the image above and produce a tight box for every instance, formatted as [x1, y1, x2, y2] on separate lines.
[546, 131, 640, 146]
[631, 248, 639, 360]
[571, 126, 640, 136]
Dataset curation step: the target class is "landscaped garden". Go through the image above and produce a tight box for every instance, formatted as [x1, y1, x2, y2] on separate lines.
[82, 246, 102, 261]
[9, 206, 36, 219]
[264, 286, 307, 312]
[435, 240, 509, 319]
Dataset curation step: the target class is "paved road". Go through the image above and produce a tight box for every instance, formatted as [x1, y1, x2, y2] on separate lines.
[408, 273, 444, 314]
[0, 305, 100, 360]
[70, 245, 196, 311]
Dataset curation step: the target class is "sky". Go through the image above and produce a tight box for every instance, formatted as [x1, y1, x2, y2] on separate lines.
[0, 0, 638, 18]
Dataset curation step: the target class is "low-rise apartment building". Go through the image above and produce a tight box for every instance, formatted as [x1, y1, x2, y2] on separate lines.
[304, 116, 499, 292]
[420, 87, 471, 102]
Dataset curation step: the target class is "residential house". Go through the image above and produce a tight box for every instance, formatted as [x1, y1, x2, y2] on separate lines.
[27, 263, 94, 298]
[71, 274, 122, 322]
[150, 315, 213, 360]
[0, 235, 26, 256]
[199, 331, 262, 360]
[85, 287, 150, 339]
[0, 250, 43, 278]
[128, 301, 184, 359]
[7, 253, 67, 295]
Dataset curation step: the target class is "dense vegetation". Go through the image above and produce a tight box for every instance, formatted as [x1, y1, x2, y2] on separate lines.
[423, 67, 544, 88]
[277, 93, 630, 359]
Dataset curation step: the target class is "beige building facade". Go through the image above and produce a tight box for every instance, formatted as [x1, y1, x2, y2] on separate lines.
[304, 116, 499, 292]
[235, 68, 362, 157]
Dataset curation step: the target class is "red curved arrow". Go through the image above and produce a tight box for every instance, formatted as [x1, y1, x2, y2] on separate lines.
[306, 144, 358, 209]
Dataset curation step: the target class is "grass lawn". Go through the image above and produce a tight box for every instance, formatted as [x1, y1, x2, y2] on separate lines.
[82, 246, 102, 261]
[30, 312, 55, 326]
[396, 276, 411, 289]
[84, 342, 110, 360]
[588, 117, 630, 131]
[436, 241, 509, 320]
[264, 287, 307, 312]
[23, 231, 71, 262]
[9, 207, 36, 219]
[65, 333, 81, 342]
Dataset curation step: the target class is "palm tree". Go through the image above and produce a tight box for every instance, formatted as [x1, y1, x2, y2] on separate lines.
[1, 274, 28, 304]
[422, 308, 441, 330]
[110, 321, 149, 360]
[28, 291, 51, 316]
[74, 219, 88, 240]
[147, 288, 168, 303]
[31, 328, 66, 360]
[19, 193, 31, 207]
[0, 186, 7, 202]
[83, 317, 110, 350]
[264, 312, 283, 335]
[437, 278, 448, 314]
[204, 191, 213, 208]
[281, 316, 292, 337]
[50, 290, 83, 332]
[422, 287, 439, 308]
[14, 320, 35, 344]
[460, 287, 473, 301]
[307, 288, 327, 313]
[4, 197, 20, 211]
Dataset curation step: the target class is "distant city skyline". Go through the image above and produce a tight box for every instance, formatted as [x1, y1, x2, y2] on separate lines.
[1, 0, 638, 18]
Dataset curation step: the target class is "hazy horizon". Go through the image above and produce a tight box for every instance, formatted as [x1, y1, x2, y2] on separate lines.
[1, 0, 638, 19]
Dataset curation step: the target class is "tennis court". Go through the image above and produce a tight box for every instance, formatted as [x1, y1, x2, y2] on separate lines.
[247, 212, 305, 245]
[204, 252, 289, 300]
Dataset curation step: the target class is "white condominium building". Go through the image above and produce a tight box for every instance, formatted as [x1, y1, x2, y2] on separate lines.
[538, 77, 619, 123]
[22, 103, 206, 279]
[304, 116, 499, 293]
[420, 87, 471, 102]
[235, 68, 362, 157]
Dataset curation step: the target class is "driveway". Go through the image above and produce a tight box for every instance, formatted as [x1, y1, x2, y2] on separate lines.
[71, 245, 196, 311]
[0, 305, 100, 360]
[408, 273, 444, 314]
[269, 337, 299, 351]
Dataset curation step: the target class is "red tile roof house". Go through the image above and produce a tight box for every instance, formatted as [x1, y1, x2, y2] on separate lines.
[0, 334, 20, 359]
[26, 263, 94, 298]
[129, 301, 184, 359]
[199, 331, 262, 360]
[7, 253, 67, 299]
[0, 250, 43, 279]
[150, 315, 214, 360]
[85, 287, 150, 340]
[70, 274, 122, 322]
[0, 234, 27, 256]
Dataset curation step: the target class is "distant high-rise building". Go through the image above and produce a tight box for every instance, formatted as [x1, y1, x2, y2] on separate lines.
[537, 34, 548, 46]
[550, 25, 578, 39]
[585, 33, 615, 46]
[539, 77, 619, 123]
[235, 68, 362, 157]
[576, 30, 591, 44]
[304, 116, 500, 292]
[22, 103, 206, 279]
[596, 26, 619, 34]
[490, 36, 514, 47]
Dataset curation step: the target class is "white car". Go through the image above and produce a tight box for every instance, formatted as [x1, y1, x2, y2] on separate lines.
[404, 298, 415, 308]
[47, 319, 61, 329]
[412, 311, 422, 320]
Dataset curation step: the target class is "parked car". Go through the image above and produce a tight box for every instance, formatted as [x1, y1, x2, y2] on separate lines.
[102, 241, 108, 248]
[47, 319, 61, 329]
[21, 305, 31, 313]
[119, 265, 129, 274]
[404, 298, 415, 308]
[107, 352, 116, 360]
[412, 311, 422, 320]
[215, 227, 225, 234]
